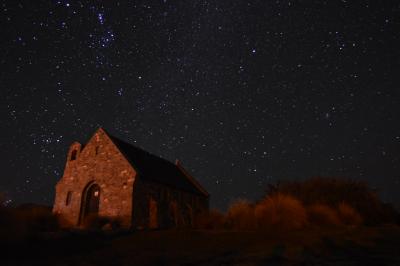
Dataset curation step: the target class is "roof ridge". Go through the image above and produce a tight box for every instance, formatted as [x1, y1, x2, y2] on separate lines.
[176, 161, 209, 197]
[105, 132, 208, 196]
[108, 134, 171, 163]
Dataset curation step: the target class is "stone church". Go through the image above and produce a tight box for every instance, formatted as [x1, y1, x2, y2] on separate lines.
[53, 128, 209, 229]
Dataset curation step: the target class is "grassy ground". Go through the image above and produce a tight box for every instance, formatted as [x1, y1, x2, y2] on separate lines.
[1, 226, 400, 265]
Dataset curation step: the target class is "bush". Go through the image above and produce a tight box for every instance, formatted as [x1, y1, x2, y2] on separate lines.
[337, 202, 363, 226]
[255, 193, 308, 231]
[226, 199, 256, 230]
[0, 207, 22, 241]
[266, 177, 396, 225]
[14, 204, 59, 232]
[0, 204, 59, 242]
[82, 214, 121, 230]
[194, 209, 226, 230]
[307, 204, 342, 227]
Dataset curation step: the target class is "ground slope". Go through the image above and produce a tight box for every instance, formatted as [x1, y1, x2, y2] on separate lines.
[1, 226, 400, 265]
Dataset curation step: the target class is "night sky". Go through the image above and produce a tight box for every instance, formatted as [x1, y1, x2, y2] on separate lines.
[1, 1, 400, 210]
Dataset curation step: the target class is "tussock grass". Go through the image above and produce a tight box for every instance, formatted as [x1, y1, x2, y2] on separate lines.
[195, 177, 399, 231]
[195, 209, 226, 230]
[255, 193, 308, 231]
[307, 203, 342, 227]
[0, 204, 59, 242]
[226, 199, 256, 230]
[337, 202, 363, 226]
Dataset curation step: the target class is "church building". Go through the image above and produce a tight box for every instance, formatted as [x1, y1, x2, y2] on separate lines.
[53, 128, 209, 229]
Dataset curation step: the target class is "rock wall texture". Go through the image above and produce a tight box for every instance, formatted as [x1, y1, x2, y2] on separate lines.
[53, 128, 209, 229]
[53, 129, 136, 228]
[132, 179, 209, 229]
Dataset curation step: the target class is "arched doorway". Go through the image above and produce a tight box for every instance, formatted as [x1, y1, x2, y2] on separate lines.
[79, 183, 100, 224]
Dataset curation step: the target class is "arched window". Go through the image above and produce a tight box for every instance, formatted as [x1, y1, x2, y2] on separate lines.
[85, 184, 100, 215]
[169, 201, 179, 227]
[79, 183, 101, 225]
[70, 150, 77, 161]
[66, 191, 72, 206]
[149, 197, 158, 229]
[184, 204, 193, 227]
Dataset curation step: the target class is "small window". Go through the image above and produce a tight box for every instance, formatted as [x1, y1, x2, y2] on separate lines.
[95, 146, 99, 155]
[70, 150, 77, 161]
[66, 191, 72, 206]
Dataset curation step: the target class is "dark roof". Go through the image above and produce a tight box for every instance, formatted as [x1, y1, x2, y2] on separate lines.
[108, 134, 208, 197]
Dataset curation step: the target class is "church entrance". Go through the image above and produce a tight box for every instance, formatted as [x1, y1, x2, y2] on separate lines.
[79, 183, 100, 225]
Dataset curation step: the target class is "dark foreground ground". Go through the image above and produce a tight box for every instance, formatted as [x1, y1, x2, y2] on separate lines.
[1, 226, 400, 266]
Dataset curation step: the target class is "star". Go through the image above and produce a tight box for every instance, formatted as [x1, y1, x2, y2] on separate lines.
[0, 0, 399, 211]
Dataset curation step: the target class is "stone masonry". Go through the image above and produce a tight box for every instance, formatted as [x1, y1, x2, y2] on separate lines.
[53, 128, 209, 229]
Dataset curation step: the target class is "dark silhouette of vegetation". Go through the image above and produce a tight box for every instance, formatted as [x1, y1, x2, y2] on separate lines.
[0, 202, 59, 243]
[265, 177, 399, 225]
[82, 214, 122, 230]
[337, 202, 363, 226]
[307, 203, 342, 227]
[195, 177, 399, 231]
[255, 193, 308, 231]
[226, 199, 256, 230]
[194, 209, 226, 230]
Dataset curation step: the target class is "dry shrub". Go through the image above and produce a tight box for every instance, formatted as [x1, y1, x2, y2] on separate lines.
[255, 193, 308, 231]
[0, 207, 23, 241]
[307, 203, 342, 227]
[0, 204, 59, 242]
[267, 177, 396, 225]
[337, 202, 363, 226]
[194, 209, 226, 230]
[226, 199, 256, 230]
[82, 214, 121, 230]
[14, 204, 59, 232]
[55, 213, 74, 228]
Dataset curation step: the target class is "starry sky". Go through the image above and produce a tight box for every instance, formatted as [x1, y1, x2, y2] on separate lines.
[1, 0, 400, 209]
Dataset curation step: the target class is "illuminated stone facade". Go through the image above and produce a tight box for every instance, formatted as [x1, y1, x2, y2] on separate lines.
[53, 128, 209, 229]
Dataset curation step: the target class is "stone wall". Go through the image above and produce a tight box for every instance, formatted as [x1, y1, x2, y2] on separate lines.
[53, 128, 209, 230]
[53, 128, 136, 228]
[132, 179, 209, 229]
